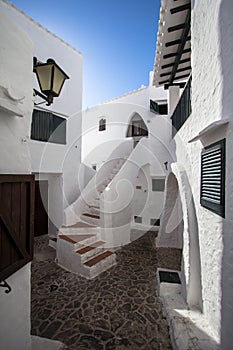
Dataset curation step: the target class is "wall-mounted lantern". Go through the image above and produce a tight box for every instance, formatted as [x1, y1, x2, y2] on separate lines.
[33, 57, 69, 106]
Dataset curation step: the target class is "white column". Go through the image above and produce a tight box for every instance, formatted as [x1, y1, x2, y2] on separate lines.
[168, 86, 180, 116]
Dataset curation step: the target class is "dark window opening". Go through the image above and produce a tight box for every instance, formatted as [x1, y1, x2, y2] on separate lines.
[158, 103, 168, 115]
[150, 218, 160, 226]
[152, 179, 165, 191]
[171, 76, 192, 137]
[31, 109, 66, 144]
[99, 118, 106, 131]
[150, 100, 168, 115]
[200, 139, 225, 218]
[134, 216, 142, 224]
[127, 119, 148, 138]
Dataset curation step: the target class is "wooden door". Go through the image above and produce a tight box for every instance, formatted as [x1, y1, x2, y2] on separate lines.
[0, 174, 35, 281]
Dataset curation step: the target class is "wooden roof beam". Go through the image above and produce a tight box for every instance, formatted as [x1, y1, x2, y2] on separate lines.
[160, 65, 191, 78]
[161, 57, 190, 69]
[165, 35, 191, 47]
[170, 3, 191, 14]
[163, 47, 191, 59]
[169, 8, 191, 84]
[168, 23, 186, 32]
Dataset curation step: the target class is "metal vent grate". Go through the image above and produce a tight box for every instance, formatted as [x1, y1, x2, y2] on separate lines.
[200, 139, 225, 217]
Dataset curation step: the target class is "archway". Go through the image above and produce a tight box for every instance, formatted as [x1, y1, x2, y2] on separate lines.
[126, 113, 148, 147]
[157, 164, 203, 311]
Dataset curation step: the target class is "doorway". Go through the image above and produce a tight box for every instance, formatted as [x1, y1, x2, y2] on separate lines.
[34, 180, 48, 236]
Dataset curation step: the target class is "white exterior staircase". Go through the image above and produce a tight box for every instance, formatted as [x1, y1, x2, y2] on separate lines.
[56, 145, 131, 278]
[56, 221, 116, 279]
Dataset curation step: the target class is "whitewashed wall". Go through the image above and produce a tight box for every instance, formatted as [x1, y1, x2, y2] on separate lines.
[82, 86, 168, 169]
[0, 1, 83, 232]
[82, 86, 171, 239]
[132, 167, 165, 229]
[0, 10, 33, 350]
[161, 0, 233, 344]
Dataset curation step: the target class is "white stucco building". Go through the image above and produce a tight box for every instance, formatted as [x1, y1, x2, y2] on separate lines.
[0, 10, 34, 350]
[0, 0, 83, 238]
[81, 84, 169, 232]
[153, 0, 233, 349]
[0, 0, 83, 349]
[57, 82, 171, 278]
[1, 0, 233, 349]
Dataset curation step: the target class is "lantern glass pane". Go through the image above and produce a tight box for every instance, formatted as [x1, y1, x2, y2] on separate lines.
[36, 65, 52, 92]
[53, 66, 66, 96]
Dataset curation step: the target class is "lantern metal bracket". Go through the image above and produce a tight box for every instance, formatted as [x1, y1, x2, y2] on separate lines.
[0, 280, 12, 294]
[33, 88, 53, 106]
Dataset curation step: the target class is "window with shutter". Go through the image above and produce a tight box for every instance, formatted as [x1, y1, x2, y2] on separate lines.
[31, 109, 66, 144]
[200, 139, 225, 217]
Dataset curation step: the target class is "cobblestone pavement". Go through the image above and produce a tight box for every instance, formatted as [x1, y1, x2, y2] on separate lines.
[31, 231, 181, 350]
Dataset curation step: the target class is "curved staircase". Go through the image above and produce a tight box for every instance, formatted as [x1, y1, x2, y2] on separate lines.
[56, 155, 129, 279]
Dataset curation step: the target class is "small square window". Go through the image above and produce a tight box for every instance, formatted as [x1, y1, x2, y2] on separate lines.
[152, 179, 165, 192]
[134, 216, 142, 223]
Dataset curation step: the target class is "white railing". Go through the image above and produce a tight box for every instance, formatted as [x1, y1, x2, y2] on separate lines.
[64, 139, 133, 226]
[100, 137, 152, 249]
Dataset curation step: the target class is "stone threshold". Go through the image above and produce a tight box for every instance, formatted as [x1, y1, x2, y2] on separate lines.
[159, 283, 220, 350]
[31, 335, 66, 350]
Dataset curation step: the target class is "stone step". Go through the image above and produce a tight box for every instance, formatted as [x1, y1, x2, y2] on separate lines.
[88, 205, 100, 215]
[83, 250, 116, 279]
[84, 250, 113, 267]
[82, 213, 100, 219]
[60, 221, 99, 234]
[58, 234, 97, 249]
[80, 213, 100, 226]
[76, 240, 105, 261]
[91, 198, 100, 207]
[57, 238, 116, 279]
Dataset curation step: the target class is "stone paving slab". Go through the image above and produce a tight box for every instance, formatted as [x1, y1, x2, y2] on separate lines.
[31, 230, 181, 350]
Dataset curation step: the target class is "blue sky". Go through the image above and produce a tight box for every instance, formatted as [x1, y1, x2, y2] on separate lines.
[10, 0, 160, 108]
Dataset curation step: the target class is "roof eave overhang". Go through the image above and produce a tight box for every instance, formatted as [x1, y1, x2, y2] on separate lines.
[153, 0, 192, 88]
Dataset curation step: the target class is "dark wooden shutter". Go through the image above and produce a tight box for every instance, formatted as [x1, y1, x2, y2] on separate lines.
[31, 109, 66, 144]
[0, 175, 35, 281]
[200, 139, 225, 217]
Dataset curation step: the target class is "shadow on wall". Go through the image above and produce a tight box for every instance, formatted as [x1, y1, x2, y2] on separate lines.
[158, 167, 203, 311]
[157, 173, 184, 249]
[220, 0, 233, 347]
